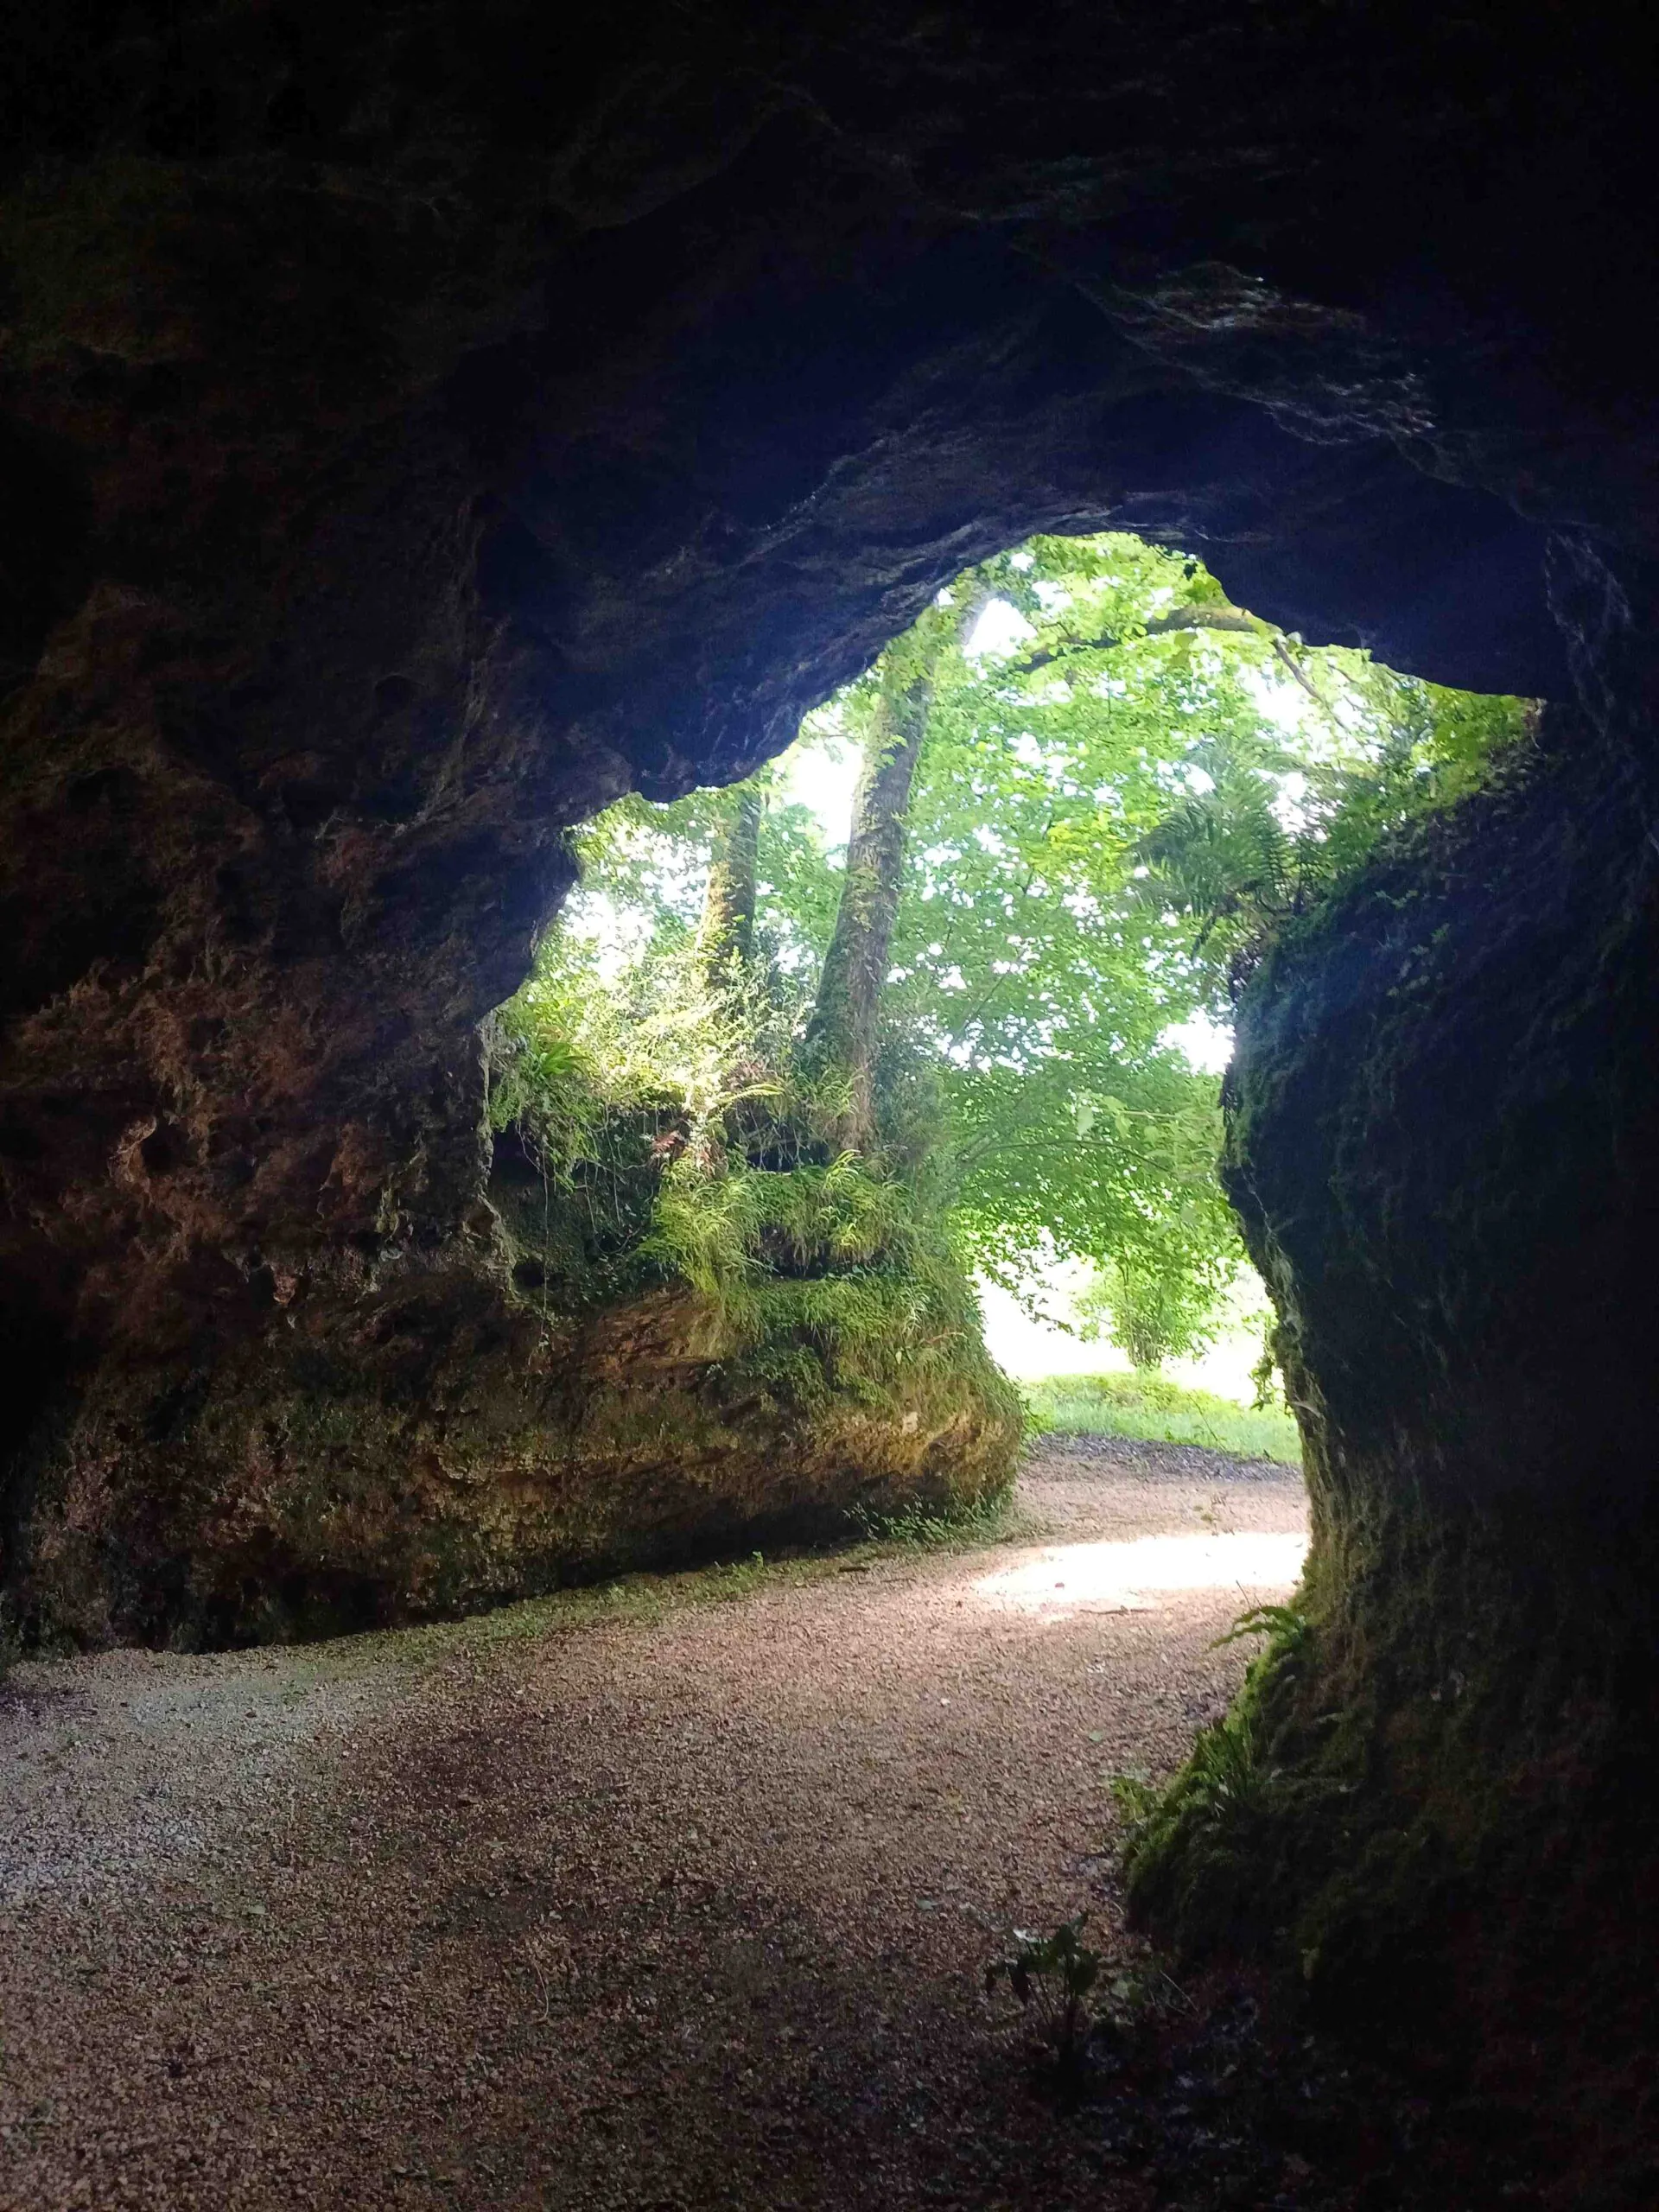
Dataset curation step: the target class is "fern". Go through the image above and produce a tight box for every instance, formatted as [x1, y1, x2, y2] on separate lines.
[1214, 1601, 1309, 1655]
[641, 1154, 766, 1346]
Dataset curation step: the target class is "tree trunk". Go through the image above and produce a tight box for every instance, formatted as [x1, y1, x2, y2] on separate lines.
[805, 578, 991, 1151]
[696, 783, 764, 992]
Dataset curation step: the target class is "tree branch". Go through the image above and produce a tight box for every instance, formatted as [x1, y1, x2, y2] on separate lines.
[1269, 636, 1335, 714]
[1014, 605, 1268, 675]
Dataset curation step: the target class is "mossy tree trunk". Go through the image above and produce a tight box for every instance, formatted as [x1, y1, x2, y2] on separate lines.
[805, 579, 991, 1151]
[696, 783, 765, 995]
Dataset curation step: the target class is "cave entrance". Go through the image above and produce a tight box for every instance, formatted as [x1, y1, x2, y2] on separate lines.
[2, 11, 1649, 2190]
[484, 524, 1534, 1489]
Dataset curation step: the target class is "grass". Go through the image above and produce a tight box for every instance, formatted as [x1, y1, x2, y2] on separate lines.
[846, 1487, 1031, 1551]
[286, 1486, 1033, 1683]
[1021, 1371, 1302, 1465]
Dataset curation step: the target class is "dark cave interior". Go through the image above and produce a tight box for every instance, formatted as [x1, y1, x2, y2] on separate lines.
[2, 3, 1656, 2196]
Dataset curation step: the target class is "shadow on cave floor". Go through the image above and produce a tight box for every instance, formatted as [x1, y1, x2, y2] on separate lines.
[0, 1441, 1560, 2210]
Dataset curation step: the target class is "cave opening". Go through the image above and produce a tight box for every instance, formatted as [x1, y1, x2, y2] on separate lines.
[443, 499, 1659, 2196]
[481, 520, 1539, 1500]
[3, 6, 1656, 2200]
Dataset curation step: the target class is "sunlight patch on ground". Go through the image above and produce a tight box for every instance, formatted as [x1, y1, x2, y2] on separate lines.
[971, 1533, 1308, 1620]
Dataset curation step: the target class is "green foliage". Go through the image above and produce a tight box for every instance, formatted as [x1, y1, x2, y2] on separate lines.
[862, 540, 1242, 1301]
[1075, 1254, 1230, 1371]
[490, 527, 1527, 1413]
[847, 1487, 1015, 1550]
[1107, 1770, 1162, 1828]
[642, 1152, 769, 1345]
[984, 1913, 1103, 2076]
[1113, 1599, 1319, 1949]
[1138, 658, 1535, 982]
[1021, 1371, 1302, 1464]
[761, 1149, 915, 1268]
[1214, 1601, 1310, 1655]
[708, 1550, 771, 1603]
[488, 856, 1019, 1459]
[1114, 1711, 1268, 1895]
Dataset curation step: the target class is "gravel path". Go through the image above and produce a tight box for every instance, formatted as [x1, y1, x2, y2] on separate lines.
[0, 1437, 1306, 2212]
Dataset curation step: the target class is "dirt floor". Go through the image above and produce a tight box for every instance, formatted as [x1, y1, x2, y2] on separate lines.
[0, 1436, 1310, 2212]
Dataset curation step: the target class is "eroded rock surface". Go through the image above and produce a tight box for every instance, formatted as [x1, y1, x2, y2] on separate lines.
[1120, 635, 1659, 2150]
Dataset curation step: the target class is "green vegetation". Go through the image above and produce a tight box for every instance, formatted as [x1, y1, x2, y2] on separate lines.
[847, 1487, 1030, 1551]
[295, 1485, 1031, 1684]
[486, 529, 1528, 1488]
[984, 1912, 1104, 2082]
[1022, 1372, 1302, 1464]
[1111, 1600, 1316, 1942]
[1072, 1255, 1235, 1375]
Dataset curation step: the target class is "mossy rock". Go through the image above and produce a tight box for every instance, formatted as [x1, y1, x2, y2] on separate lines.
[1124, 710, 1659, 2120]
[7, 1217, 1020, 1649]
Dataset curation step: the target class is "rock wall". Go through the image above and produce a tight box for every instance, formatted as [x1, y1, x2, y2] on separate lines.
[1119, 543, 1659, 2168]
[1119, 539, 1659, 2194]
[18, 1250, 1019, 1648]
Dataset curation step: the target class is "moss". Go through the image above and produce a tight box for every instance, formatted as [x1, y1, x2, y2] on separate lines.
[8, 1065, 1018, 1650]
[8, 1209, 1018, 1649]
[1128, 1474, 1659, 2047]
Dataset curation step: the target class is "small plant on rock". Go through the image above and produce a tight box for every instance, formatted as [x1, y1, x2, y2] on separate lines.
[1110, 1606, 1311, 1864]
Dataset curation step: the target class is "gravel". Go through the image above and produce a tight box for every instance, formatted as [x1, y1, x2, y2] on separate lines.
[0, 1436, 1307, 2211]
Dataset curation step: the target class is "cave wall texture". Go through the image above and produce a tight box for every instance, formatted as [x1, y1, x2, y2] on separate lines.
[3, 0, 1657, 2097]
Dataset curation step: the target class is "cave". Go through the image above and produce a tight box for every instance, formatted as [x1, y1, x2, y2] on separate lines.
[3, 3, 1656, 2197]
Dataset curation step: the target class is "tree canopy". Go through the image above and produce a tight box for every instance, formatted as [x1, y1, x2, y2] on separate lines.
[493, 531, 1531, 1367]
